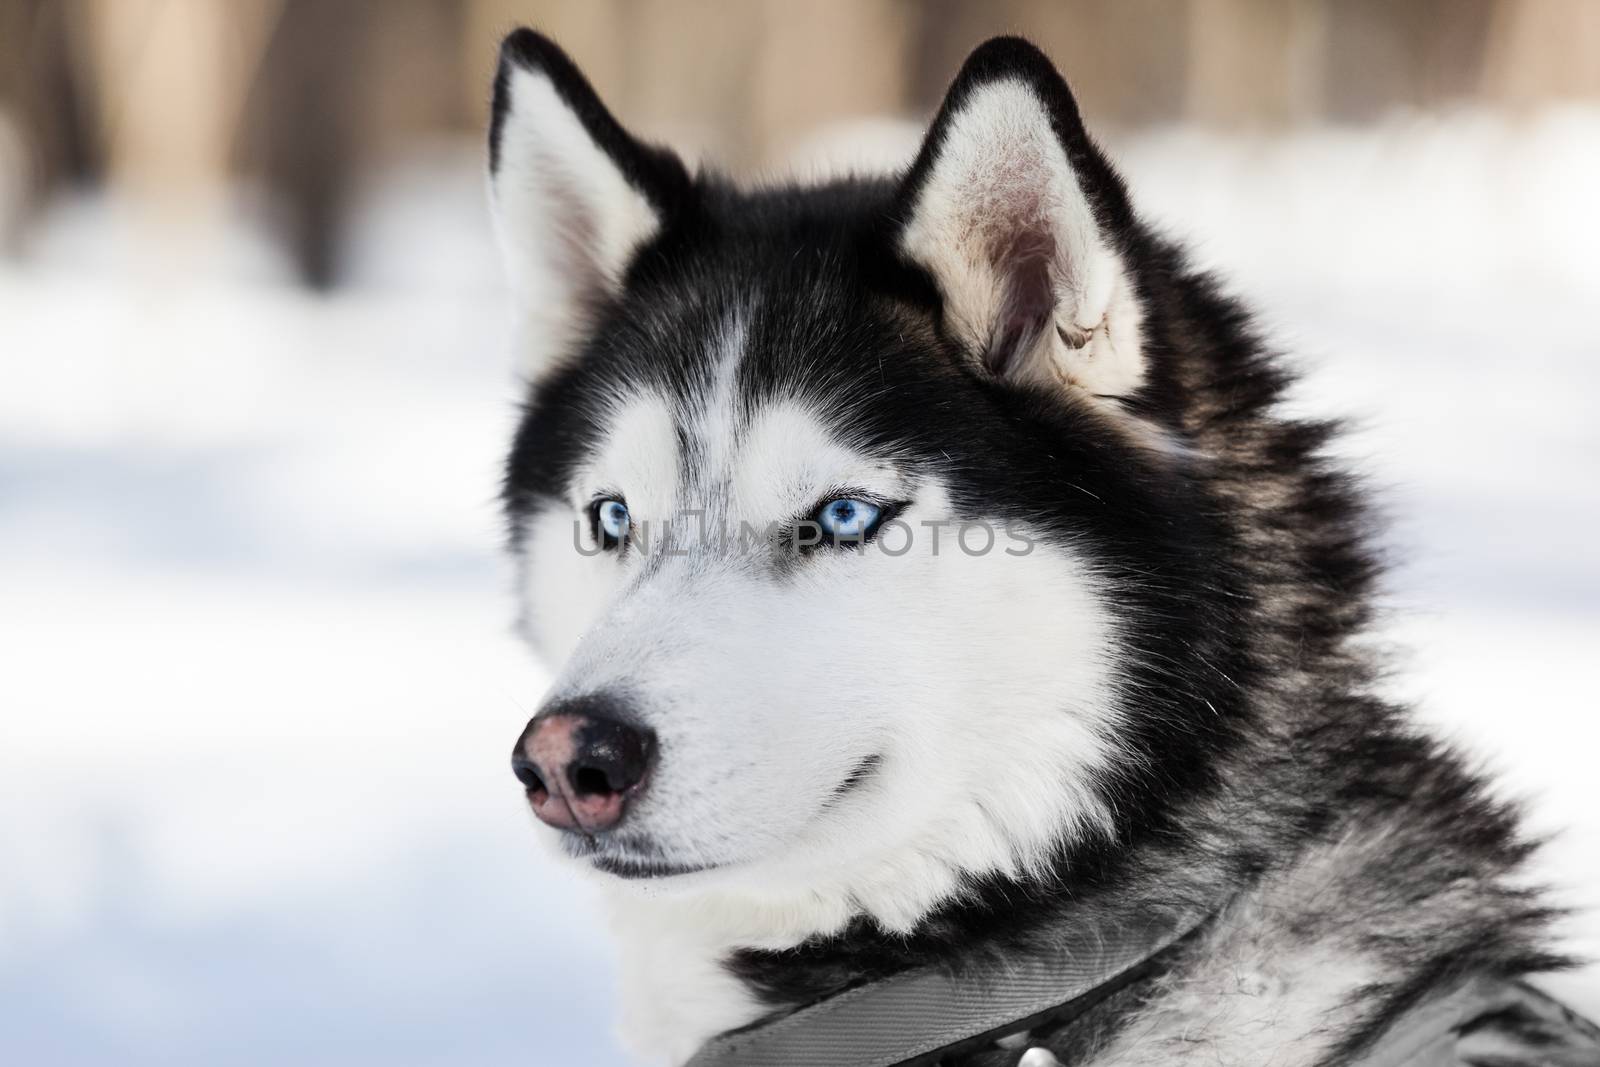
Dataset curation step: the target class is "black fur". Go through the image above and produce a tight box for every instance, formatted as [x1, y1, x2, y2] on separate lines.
[495, 31, 1580, 1065]
[490, 28, 692, 215]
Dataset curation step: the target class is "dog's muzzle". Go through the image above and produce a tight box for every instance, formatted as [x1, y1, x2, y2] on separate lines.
[512, 696, 655, 834]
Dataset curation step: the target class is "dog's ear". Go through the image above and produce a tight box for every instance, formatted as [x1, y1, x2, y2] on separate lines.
[895, 37, 1145, 398]
[489, 29, 690, 378]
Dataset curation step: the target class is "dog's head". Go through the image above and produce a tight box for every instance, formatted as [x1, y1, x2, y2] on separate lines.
[491, 32, 1242, 930]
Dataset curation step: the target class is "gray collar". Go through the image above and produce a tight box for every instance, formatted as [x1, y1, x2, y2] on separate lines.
[688, 908, 1600, 1067]
[685, 905, 1220, 1067]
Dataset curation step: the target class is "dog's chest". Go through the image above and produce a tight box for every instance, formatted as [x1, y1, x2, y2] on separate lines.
[606, 897, 770, 1063]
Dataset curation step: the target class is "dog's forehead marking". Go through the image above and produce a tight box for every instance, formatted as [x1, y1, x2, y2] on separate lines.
[679, 305, 906, 519]
[682, 306, 753, 494]
[573, 307, 749, 519]
[576, 304, 904, 525]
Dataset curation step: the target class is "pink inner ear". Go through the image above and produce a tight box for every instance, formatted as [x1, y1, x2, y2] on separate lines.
[984, 226, 1057, 378]
[537, 159, 602, 280]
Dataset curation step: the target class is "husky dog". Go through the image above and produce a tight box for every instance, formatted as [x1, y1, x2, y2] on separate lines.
[491, 30, 1597, 1067]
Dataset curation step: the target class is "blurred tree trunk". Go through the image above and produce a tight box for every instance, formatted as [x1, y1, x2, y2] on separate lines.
[0, 0, 100, 247]
[235, 0, 376, 287]
[236, 0, 472, 287]
[1321, 0, 1495, 120]
[1186, 0, 1327, 127]
[1483, 0, 1600, 107]
[743, 0, 914, 167]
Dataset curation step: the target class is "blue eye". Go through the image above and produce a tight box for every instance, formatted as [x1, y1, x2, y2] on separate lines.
[815, 497, 882, 541]
[596, 499, 630, 546]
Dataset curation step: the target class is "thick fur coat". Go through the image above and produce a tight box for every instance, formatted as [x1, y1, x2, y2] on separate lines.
[490, 31, 1594, 1066]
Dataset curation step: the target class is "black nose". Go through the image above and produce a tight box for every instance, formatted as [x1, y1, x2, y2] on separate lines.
[512, 699, 655, 833]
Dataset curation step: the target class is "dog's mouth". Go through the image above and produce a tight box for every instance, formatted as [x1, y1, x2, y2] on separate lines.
[560, 830, 715, 880]
[591, 854, 713, 879]
[824, 753, 883, 807]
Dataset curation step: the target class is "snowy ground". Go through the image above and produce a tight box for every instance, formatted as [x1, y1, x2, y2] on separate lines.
[2, 113, 1597, 1065]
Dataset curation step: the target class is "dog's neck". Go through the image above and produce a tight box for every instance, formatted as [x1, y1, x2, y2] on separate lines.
[600, 828, 1239, 1065]
[602, 862, 1034, 1060]
[610, 884, 1000, 1064]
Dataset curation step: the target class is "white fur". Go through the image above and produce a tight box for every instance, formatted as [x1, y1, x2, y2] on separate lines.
[606, 895, 768, 1065]
[518, 373, 1124, 1056]
[899, 80, 1145, 398]
[490, 67, 661, 379]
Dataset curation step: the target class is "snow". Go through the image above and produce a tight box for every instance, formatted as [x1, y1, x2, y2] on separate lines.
[1, 111, 1597, 1064]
